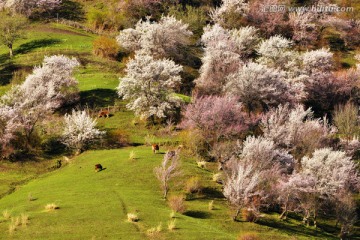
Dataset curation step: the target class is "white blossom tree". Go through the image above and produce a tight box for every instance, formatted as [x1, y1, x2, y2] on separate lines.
[0, 0, 62, 17]
[261, 104, 333, 161]
[0, 55, 79, 157]
[62, 110, 104, 154]
[154, 149, 181, 199]
[224, 62, 302, 112]
[195, 24, 259, 95]
[210, 0, 249, 27]
[223, 162, 262, 221]
[296, 148, 359, 226]
[117, 53, 183, 121]
[116, 15, 193, 59]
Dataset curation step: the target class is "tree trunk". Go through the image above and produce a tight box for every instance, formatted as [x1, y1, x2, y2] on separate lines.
[9, 44, 13, 58]
[233, 208, 241, 221]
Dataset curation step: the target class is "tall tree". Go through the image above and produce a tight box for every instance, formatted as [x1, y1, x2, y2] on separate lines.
[117, 52, 183, 121]
[0, 12, 28, 58]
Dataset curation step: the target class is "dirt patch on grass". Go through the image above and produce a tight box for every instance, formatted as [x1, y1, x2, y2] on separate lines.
[35, 25, 90, 37]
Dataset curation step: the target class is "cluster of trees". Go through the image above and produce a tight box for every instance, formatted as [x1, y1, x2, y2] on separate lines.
[0, 55, 103, 159]
[0, 0, 62, 18]
[117, 15, 194, 122]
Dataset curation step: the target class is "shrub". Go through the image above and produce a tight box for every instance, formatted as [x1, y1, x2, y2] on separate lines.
[169, 211, 176, 219]
[208, 200, 215, 210]
[129, 151, 136, 160]
[12, 217, 21, 227]
[106, 129, 130, 147]
[21, 213, 29, 227]
[127, 213, 139, 222]
[2, 209, 11, 220]
[184, 177, 202, 194]
[197, 161, 207, 169]
[8, 222, 16, 234]
[45, 203, 59, 211]
[168, 195, 187, 213]
[168, 219, 176, 231]
[212, 172, 224, 184]
[147, 222, 162, 237]
[241, 208, 259, 222]
[238, 232, 259, 240]
[93, 36, 120, 60]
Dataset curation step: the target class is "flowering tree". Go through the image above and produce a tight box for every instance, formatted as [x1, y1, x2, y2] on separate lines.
[297, 148, 359, 226]
[223, 135, 295, 221]
[154, 150, 181, 199]
[210, 0, 249, 28]
[223, 162, 262, 221]
[195, 24, 258, 95]
[247, 0, 289, 36]
[288, 12, 318, 47]
[0, 0, 62, 18]
[181, 95, 254, 156]
[0, 55, 79, 157]
[117, 53, 183, 121]
[62, 110, 104, 154]
[224, 62, 302, 112]
[117, 15, 193, 59]
[261, 104, 333, 161]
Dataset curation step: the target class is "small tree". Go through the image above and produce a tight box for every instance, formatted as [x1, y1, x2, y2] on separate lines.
[93, 36, 120, 60]
[154, 150, 181, 199]
[117, 52, 183, 121]
[333, 102, 359, 140]
[0, 12, 28, 58]
[62, 110, 104, 154]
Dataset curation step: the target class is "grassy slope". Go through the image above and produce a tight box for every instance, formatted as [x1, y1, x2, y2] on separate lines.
[0, 22, 356, 239]
[0, 147, 335, 240]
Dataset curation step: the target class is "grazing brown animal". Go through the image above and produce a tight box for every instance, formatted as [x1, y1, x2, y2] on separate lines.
[95, 164, 103, 172]
[152, 144, 159, 154]
[98, 107, 110, 118]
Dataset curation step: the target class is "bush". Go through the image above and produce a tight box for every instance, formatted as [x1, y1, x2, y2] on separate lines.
[212, 172, 224, 184]
[127, 213, 139, 222]
[93, 36, 120, 60]
[184, 176, 202, 194]
[238, 232, 259, 240]
[208, 200, 215, 210]
[21, 213, 29, 227]
[45, 203, 59, 211]
[168, 195, 187, 213]
[197, 161, 207, 169]
[241, 208, 259, 222]
[168, 219, 176, 230]
[2, 209, 11, 220]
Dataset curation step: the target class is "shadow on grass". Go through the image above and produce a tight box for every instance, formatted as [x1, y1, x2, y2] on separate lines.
[184, 210, 211, 219]
[257, 217, 337, 239]
[0, 63, 20, 85]
[79, 89, 118, 108]
[15, 39, 62, 55]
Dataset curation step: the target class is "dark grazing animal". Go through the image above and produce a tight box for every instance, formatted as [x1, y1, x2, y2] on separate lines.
[152, 144, 159, 154]
[95, 164, 103, 172]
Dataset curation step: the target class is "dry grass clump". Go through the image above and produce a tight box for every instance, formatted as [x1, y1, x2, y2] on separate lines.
[2, 209, 11, 219]
[184, 176, 202, 194]
[45, 203, 59, 211]
[208, 200, 215, 210]
[21, 213, 29, 226]
[147, 222, 162, 237]
[197, 161, 207, 168]
[129, 151, 136, 160]
[168, 195, 187, 214]
[127, 213, 139, 222]
[167, 219, 177, 231]
[169, 210, 176, 218]
[238, 232, 259, 240]
[212, 172, 224, 184]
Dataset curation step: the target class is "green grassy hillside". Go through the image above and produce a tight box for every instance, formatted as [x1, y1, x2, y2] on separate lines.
[0, 146, 337, 240]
